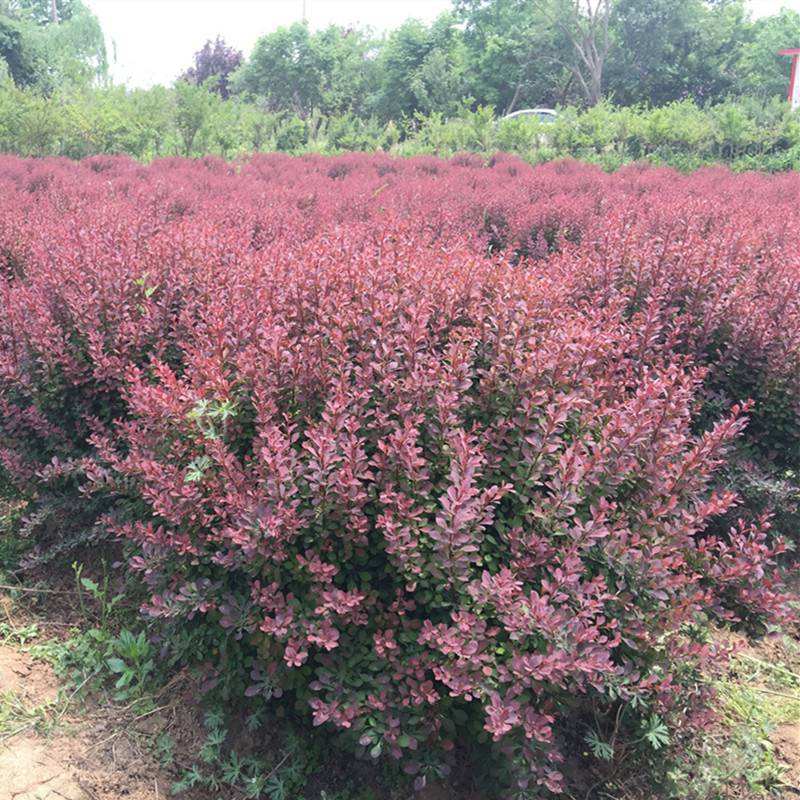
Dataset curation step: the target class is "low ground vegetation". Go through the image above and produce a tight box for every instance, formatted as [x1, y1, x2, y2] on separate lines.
[1, 154, 800, 796]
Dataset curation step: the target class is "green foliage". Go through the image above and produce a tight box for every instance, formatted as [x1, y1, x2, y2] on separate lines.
[0, 500, 25, 577]
[607, 0, 752, 107]
[10, 0, 79, 26]
[73, 561, 123, 629]
[171, 707, 321, 799]
[53, 614, 156, 703]
[103, 628, 155, 702]
[453, 0, 786, 111]
[174, 79, 217, 156]
[0, 13, 40, 86]
[2, 78, 800, 170]
[455, 0, 572, 112]
[370, 13, 470, 120]
[32, 560, 157, 704]
[0, 0, 105, 93]
[1, 0, 799, 124]
[666, 641, 800, 798]
[233, 22, 375, 117]
[739, 8, 800, 100]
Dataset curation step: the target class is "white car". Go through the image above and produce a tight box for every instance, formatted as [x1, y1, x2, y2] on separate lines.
[501, 108, 558, 123]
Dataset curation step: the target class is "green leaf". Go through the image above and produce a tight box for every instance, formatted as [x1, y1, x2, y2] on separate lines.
[115, 672, 132, 688]
[585, 730, 614, 761]
[642, 714, 670, 750]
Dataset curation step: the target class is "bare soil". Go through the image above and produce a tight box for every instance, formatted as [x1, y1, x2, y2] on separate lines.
[773, 723, 800, 794]
[0, 638, 177, 800]
[0, 644, 59, 704]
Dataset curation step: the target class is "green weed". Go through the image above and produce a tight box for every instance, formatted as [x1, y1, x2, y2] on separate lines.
[171, 706, 320, 799]
[666, 639, 800, 799]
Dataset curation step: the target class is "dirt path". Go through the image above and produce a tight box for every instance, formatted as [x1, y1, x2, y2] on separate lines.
[773, 722, 800, 796]
[0, 644, 77, 800]
[0, 640, 174, 800]
[0, 736, 88, 800]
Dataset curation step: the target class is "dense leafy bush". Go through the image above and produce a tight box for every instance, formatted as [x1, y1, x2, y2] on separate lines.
[0, 154, 795, 794]
[1, 80, 800, 171]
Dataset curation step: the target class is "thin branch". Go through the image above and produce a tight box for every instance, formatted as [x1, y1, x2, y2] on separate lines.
[0, 583, 75, 596]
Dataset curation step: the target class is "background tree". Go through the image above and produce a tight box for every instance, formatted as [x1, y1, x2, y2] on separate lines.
[174, 78, 215, 155]
[605, 0, 765, 105]
[0, 0, 105, 92]
[552, 0, 613, 106]
[6, 0, 77, 26]
[233, 22, 373, 116]
[606, 0, 707, 105]
[233, 23, 318, 113]
[181, 36, 242, 99]
[38, 0, 107, 89]
[690, 0, 752, 101]
[370, 14, 469, 120]
[3, 0, 798, 119]
[311, 24, 376, 117]
[456, 0, 572, 112]
[737, 7, 800, 99]
[0, 14, 41, 86]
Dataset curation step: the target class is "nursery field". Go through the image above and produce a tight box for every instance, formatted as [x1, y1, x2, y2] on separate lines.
[1, 153, 800, 799]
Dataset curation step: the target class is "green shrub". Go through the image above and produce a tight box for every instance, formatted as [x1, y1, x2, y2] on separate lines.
[0, 82, 799, 170]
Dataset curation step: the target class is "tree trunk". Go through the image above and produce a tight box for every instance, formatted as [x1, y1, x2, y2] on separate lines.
[558, 0, 611, 107]
[505, 82, 524, 116]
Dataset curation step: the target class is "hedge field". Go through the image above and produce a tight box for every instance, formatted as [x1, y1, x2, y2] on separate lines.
[0, 153, 798, 795]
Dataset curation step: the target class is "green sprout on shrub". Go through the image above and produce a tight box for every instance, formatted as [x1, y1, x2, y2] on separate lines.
[187, 397, 238, 440]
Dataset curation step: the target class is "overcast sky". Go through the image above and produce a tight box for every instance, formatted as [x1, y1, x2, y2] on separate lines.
[85, 0, 800, 88]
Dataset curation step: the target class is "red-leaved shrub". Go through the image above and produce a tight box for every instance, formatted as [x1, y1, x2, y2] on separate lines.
[0, 154, 796, 792]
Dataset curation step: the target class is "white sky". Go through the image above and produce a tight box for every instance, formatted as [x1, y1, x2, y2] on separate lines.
[85, 0, 800, 88]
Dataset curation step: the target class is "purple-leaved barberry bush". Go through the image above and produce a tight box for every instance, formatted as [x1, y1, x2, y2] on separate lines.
[1, 153, 797, 793]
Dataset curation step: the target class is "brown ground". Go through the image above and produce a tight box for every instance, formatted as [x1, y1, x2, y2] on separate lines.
[0, 638, 178, 800]
[773, 723, 800, 795]
[0, 644, 59, 704]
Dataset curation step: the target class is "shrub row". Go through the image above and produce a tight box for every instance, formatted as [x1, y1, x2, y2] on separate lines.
[0, 153, 796, 794]
[2, 80, 800, 171]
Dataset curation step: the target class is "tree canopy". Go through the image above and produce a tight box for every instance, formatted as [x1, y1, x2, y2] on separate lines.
[2, 0, 800, 118]
[0, 0, 105, 92]
[181, 36, 243, 98]
[232, 23, 375, 116]
[227, 0, 800, 118]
